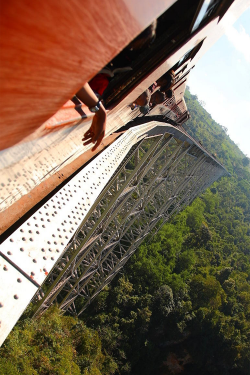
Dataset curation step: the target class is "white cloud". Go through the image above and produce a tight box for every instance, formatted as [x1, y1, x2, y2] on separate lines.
[225, 24, 250, 63]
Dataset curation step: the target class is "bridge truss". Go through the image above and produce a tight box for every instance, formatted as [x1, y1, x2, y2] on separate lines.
[0, 121, 227, 345]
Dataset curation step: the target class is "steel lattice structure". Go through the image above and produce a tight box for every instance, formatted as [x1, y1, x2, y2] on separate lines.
[33, 125, 226, 317]
[0, 122, 227, 345]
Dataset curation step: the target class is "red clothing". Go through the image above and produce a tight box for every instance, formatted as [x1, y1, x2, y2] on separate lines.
[89, 73, 110, 96]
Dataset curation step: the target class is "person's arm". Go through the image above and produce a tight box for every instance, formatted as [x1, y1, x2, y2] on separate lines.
[76, 83, 106, 151]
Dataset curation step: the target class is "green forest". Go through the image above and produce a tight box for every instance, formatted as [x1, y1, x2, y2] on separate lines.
[1, 90, 250, 375]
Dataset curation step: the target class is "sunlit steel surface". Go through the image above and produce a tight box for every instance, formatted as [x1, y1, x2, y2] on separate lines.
[0, 121, 227, 346]
[33, 126, 226, 318]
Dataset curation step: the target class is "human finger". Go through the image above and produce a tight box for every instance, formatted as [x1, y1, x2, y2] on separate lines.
[82, 129, 94, 139]
[92, 127, 103, 143]
[82, 134, 93, 141]
[84, 127, 93, 134]
[92, 132, 104, 151]
[83, 130, 93, 138]
[83, 139, 94, 146]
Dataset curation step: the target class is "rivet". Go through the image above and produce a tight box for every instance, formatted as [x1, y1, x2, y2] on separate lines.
[33, 259, 37, 263]
[3, 265, 8, 271]
[14, 295, 19, 299]
[31, 272, 35, 276]
[30, 238, 33, 242]
[20, 248, 24, 252]
[29, 230, 32, 234]
[56, 249, 59, 253]
[20, 228, 24, 232]
[43, 256, 47, 260]
[7, 251, 12, 255]
[51, 257, 54, 261]
[0, 302, 3, 307]
[10, 238, 14, 242]
[22, 237, 26, 241]
[17, 278, 22, 283]
[36, 231, 39, 234]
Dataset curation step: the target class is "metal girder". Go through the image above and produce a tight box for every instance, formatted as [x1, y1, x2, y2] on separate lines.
[31, 128, 226, 318]
[0, 121, 227, 345]
[0, 121, 159, 345]
[0, 254, 38, 346]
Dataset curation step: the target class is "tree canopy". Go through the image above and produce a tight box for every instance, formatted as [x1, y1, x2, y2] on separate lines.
[1, 90, 250, 374]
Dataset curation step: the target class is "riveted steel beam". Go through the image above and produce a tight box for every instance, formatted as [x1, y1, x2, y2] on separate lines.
[47, 139, 225, 316]
[0, 122, 227, 345]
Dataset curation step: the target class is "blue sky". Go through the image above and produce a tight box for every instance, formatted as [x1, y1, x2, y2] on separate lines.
[188, 7, 250, 157]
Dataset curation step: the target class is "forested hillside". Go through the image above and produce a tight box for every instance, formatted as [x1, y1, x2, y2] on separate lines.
[1, 90, 250, 375]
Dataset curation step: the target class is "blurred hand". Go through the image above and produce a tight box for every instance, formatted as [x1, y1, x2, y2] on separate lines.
[82, 105, 106, 151]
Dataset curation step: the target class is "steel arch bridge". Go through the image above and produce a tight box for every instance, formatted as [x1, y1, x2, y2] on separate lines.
[0, 121, 227, 345]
